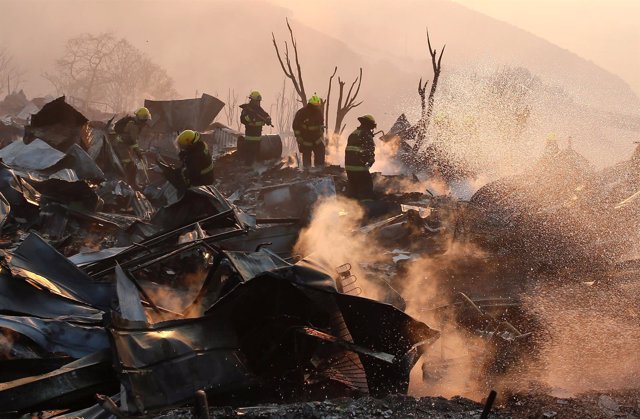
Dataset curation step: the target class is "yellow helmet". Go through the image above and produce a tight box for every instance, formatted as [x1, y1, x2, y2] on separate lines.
[135, 107, 151, 121]
[176, 129, 201, 149]
[249, 91, 262, 101]
[308, 95, 322, 105]
[358, 114, 376, 127]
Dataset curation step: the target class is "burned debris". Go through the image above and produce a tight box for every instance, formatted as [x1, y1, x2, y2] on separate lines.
[0, 82, 637, 419]
[0, 93, 444, 417]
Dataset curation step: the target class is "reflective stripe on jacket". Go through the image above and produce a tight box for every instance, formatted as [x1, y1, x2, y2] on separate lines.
[179, 139, 214, 185]
[293, 104, 324, 146]
[241, 104, 270, 137]
[344, 128, 375, 172]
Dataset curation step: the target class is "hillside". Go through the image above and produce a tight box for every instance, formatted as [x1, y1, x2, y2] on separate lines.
[1, 0, 638, 167]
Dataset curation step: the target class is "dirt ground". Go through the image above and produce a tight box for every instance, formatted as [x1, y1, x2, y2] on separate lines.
[154, 390, 640, 418]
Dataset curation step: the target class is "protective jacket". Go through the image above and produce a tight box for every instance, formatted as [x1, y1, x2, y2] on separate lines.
[345, 127, 375, 172]
[240, 103, 271, 140]
[179, 139, 214, 186]
[293, 104, 324, 147]
[113, 115, 143, 163]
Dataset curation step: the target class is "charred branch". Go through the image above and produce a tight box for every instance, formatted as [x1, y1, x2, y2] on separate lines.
[325, 66, 338, 135]
[272, 18, 307, 105]
[418, 77, 429, 119]
[334, 67, 363, 135]
[413, 29, 446, 154]
[223, 88, 239, 130]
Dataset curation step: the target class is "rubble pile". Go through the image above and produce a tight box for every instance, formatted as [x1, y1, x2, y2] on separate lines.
[0, 92, 638, 418]
[0, 95, 443, 418]
[161, 391, 640, 419]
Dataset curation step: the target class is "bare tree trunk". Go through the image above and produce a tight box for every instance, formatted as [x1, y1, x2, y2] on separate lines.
[418, 77, 429, 119]
[324, 67, 339, 156]
[325, 66, 337, 136]
[223, 88, 238, 129]
[333, 68, 363, 135]
[272, 18, 307, 105]
[413, 29, 445, 154]
[83, 35, 119, 113]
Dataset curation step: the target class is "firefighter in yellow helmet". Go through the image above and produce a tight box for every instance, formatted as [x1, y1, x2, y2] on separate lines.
[345, 115, 376, 200]
[292, 95, 325, 169]
[239, 90, 272, 166]
[113, 107, 151, 187]
[175, 130, 214, 187]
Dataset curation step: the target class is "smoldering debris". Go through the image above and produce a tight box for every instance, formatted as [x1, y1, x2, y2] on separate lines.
[0, 230, 439, 416]
[0, 89, 638, 418]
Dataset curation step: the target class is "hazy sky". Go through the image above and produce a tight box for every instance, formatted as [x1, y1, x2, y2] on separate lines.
[0, 0, 637, 167]
[2, 0, 637, 100]
[449, 0, 640, 96]
[274, 0, 640, 97]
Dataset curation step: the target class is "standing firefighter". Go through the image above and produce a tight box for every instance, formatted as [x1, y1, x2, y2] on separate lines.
[240, 91, 271, 165]
[345, 115, 377, 200]
[113, 107, 151, 187]
[176, 130, 214, 187]
[293, 95, 325, 169]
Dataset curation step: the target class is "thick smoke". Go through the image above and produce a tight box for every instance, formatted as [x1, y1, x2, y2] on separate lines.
[293, 195, 495, 400]
[293, 196, 391, 302]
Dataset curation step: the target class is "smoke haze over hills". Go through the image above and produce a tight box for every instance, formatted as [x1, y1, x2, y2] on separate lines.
[1, 0, 638, 169]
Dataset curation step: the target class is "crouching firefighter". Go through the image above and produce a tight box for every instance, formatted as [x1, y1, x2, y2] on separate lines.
[293, 95, 325, 169]
[345, 115, 377, 200]
[239, 90, 272, 166]
[113, 107, 151, 188]
[175, 130, 215, 188]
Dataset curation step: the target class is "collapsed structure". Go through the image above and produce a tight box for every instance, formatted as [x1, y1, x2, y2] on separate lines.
[0, 92, 638, 417]
[0, 95, 442, 417]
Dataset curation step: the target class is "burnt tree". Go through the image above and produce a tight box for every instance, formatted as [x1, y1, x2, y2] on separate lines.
[413, 29, 445, 154]
[271, 78, 298, 149]
[272, 18, 307, 105]
[418, 77, 429, 119]
[45, 33, 176, 113]
[222, 88, 240, 131]
[273, 19, 366, 161]
[333, 68, 363, 135]
[324, 66, 337, 135]
[325, 67, 363, 157]
[0, 47, 25, 96]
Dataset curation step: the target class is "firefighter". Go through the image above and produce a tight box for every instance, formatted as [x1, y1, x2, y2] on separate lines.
[345, 115, 377, 200]
[175, 129, 214, 187]
[293, 95, 325, 169]
[113, 107, 151, 187]
[539, 133, 560, 167]
[239, 91, 271, 166]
